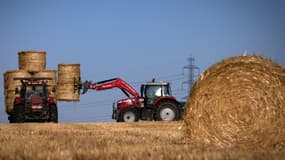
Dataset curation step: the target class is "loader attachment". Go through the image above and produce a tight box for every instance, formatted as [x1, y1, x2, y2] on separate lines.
[80, 81, 91, 94]
[73, 77, 90, 94]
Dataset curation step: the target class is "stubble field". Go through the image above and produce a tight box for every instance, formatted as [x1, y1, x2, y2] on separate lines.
[0, 121, 284, 160]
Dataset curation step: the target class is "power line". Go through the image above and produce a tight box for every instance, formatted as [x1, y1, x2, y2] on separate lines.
[61, 114, 112, 122]
[60, 103, 112, 108]
[129, 73, 184, 86]
[78, 100, 114, 106]
[156, 73, 184, 79]
[164, 76, 185, 82]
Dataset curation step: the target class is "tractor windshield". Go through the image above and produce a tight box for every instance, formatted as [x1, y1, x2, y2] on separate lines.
[26, 85, 45, 98]
[144, 84, 172, 105]
[145, 84, 171, 97]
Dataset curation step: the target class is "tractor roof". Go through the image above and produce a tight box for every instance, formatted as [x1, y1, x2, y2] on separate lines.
[144, 82, 170, 86]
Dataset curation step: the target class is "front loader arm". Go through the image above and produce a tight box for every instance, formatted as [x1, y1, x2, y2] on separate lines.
[80, 78, 140, 98]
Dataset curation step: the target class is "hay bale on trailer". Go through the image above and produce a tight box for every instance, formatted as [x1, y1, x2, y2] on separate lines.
[32, 70, 57, 98]
[184, 55, 285, 150]
[3, 70, 32, 114]
[18, 51, 46, 72]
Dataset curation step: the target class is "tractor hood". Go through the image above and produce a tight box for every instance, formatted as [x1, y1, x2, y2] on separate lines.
[30, 95, 43, 106]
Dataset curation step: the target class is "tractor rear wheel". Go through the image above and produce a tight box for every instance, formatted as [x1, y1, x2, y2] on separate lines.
[118, 108, 139, 122]
[13, 105, 25, 123]
[49, 104, 58, 123]
[156, 100, 179, 121]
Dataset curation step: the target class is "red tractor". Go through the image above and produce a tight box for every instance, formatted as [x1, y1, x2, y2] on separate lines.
[9, 78, 57, 123]
[80, 78, 183, 122]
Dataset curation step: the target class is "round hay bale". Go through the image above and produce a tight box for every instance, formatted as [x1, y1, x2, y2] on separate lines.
[4, 90, 18, 115]
[184, 55, 285, 150]
[33, 70, 57, 98]
[18, 51, 46, 72]
[57, 83, 80, 101]
[57, 64, 80, 83]
[3, 70, 32, 114]
[57, 64, 80, 101]
[4, 70, 32, 91]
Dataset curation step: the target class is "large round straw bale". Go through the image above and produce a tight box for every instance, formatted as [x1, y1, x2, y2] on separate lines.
[57, 64, 80, 101]
[4, 90, 17, 115]
[18, 51, 46, 72]
[184, 55, 285, 150]
[33, 70, 57, 98]
[3, 70, 32, 91]
[3, 70, 32, 114]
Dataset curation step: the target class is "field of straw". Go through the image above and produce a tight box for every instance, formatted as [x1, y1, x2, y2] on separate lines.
[0, 121, 284, 160]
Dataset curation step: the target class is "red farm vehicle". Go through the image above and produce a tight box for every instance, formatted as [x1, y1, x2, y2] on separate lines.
[9, 78, 57, 123]
[79, 78, 184, 122]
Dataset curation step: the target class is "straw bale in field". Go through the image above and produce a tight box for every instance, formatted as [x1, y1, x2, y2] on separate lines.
[184, 55, 285, 150]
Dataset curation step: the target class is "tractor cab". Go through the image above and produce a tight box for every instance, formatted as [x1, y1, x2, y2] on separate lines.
[140, 80, 172, 107]
[20, 82, 48, 100]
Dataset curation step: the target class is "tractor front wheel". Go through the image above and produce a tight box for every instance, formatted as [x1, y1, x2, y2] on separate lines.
[118, 108, 139, 122]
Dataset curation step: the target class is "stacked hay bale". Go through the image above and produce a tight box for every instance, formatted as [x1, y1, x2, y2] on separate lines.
[3, 51, 57, 114]
[18, 51, 46, 72]
[184, 55, 285, 150]
[3, 70, 32, 114]
[33, 70, 57, 98]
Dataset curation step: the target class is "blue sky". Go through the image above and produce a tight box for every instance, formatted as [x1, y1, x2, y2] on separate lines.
[0, 0, 284, 123]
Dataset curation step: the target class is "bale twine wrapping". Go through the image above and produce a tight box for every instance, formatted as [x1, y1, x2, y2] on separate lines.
[3, 70, 32, 114]
[18, 51, 46, 72]
[33, 70, 57, 98]
[184, 55, 285, 150]
[57, 64, 80, 101]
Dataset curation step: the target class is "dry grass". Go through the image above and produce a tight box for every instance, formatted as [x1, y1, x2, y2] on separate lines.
[0, 121, 284, 160]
